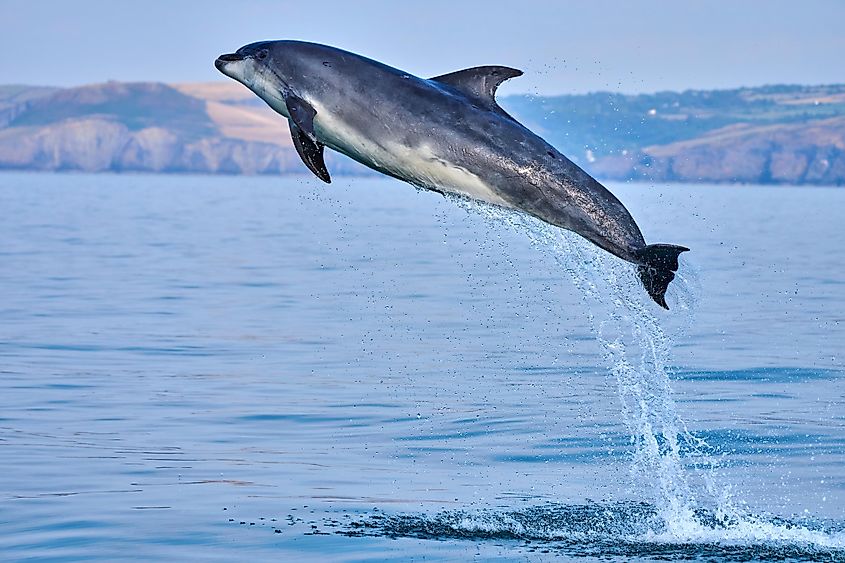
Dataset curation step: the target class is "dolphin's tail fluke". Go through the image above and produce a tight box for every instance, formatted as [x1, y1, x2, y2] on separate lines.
[634, 244, 690, 309]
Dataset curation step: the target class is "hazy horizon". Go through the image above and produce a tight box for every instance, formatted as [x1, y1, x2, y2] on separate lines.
[3, 0, 844, 96]
[7, 78, 845, 98]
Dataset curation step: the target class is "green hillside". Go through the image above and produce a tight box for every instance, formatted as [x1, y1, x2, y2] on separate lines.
[503, 84, 845, 161]
[8, 82, 214, 139]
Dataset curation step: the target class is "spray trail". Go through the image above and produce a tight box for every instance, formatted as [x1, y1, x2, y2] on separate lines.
[459, 198, 720, 525]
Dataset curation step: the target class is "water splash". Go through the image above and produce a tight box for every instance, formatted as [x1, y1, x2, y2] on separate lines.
[439, 195, 844, 549]
[459, 198, 719, 524]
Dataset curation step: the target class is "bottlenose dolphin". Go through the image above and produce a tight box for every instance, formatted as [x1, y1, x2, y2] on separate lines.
[215, 41, 689, 308]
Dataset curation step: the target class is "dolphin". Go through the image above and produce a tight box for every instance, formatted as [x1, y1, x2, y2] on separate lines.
[215, 41, 689, 308]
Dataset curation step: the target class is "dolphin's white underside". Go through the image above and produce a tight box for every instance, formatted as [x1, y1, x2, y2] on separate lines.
[311, 101, 511, 207]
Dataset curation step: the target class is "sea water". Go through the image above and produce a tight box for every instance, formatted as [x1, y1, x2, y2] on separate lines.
[0, 172, 843, 561]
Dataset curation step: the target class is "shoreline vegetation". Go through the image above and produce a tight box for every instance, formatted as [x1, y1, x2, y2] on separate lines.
[1, 81, 843, 186]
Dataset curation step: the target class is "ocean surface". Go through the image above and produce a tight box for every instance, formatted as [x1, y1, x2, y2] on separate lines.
[1, 172, 843, 561]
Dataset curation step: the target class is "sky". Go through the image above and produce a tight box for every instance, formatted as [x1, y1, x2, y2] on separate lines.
[2, 0, 843, 95]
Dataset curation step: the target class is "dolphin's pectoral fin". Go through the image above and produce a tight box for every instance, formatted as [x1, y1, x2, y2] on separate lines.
[289, 121, 331, 183]
[429, 66, 523, 113]
[285, 94, 331, 183]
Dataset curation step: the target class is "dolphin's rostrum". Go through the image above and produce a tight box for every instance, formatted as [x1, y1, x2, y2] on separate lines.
[215, 41, 689, 308]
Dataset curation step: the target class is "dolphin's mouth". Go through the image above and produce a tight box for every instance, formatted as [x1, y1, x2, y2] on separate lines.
[214, 53, 245, 71]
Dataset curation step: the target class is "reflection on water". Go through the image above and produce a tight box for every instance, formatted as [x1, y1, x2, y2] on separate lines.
[0, 173, 843, 560]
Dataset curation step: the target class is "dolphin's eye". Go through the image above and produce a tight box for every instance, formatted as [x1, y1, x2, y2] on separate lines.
[256, 49, 269, 61]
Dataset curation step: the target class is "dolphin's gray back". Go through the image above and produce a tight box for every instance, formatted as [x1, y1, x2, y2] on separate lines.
[282, 42, 646, 261]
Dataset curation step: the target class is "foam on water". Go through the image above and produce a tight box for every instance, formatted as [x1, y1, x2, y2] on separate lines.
[337, 502, 845, 559]
[330, 502, 845, 560]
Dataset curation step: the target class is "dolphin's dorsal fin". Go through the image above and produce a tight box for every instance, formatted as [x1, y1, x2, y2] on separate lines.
[285, 94, 331, 183]
[429, 66, 523, 111]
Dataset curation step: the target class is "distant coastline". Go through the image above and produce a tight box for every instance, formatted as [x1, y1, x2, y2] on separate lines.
[1, 82, 843, 186]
